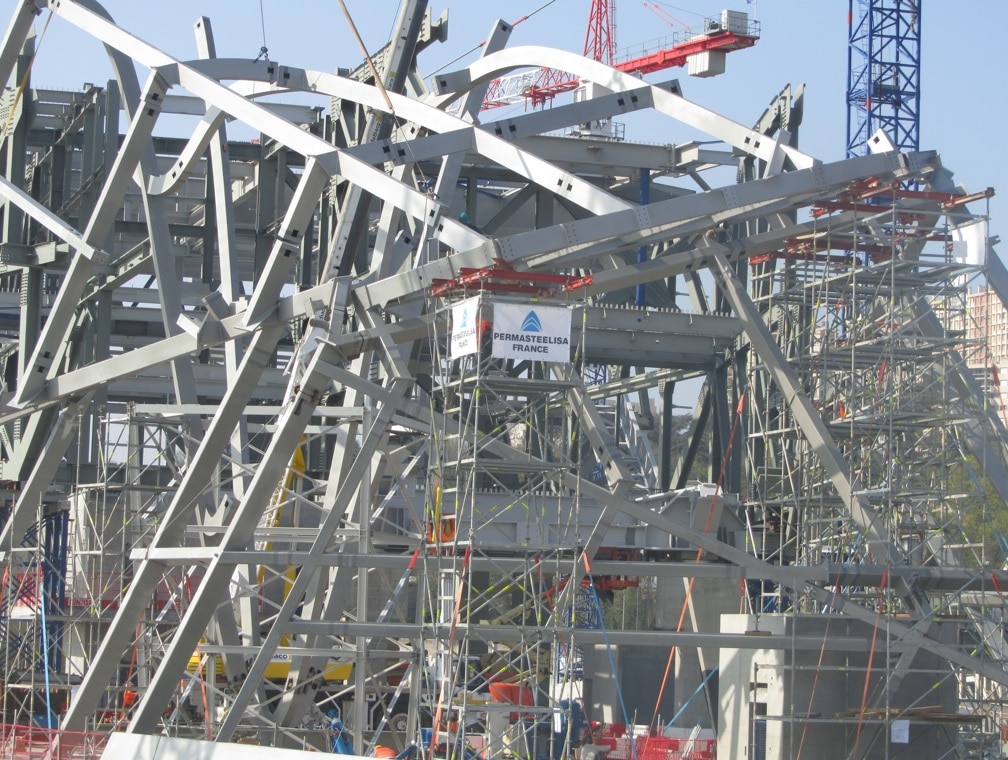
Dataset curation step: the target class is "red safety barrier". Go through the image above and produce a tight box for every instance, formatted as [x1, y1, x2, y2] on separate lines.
[632, 735, 717, 760]
[0, 723, 108, 760]
[604, 737, 634, 760]
[591, 727, 716, 760]
[636, 735, 678, 760]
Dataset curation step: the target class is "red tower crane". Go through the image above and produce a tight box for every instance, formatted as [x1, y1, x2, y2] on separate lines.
[481, 3, 759, 111]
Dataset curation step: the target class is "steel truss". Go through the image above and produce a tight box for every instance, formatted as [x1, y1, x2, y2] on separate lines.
[0, 0, 1005, 756]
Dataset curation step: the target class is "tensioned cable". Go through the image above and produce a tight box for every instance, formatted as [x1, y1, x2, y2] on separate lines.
[425, 0, 562, 78]
[337, 0, 393, 113]
[257, 0, 269, 61]
[335, 0, 439, 226]
[1, 10, 54, 140]
[259, 0, 267, 44]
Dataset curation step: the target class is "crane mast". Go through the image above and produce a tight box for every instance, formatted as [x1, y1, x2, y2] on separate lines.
[846, 0, 921, 155]
[584, 0, 617, 66]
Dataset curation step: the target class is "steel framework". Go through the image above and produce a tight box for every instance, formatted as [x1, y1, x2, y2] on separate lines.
[0, 1, 1004, 757]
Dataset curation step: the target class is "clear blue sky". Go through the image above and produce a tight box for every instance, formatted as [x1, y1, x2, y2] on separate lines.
[16, 0, 1008, 247]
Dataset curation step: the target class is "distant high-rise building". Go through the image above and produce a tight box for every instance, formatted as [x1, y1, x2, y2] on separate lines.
[958, 288, 1008, 416]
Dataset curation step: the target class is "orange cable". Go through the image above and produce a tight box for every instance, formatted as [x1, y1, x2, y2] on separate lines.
[852, 611, 881, 753]
[650, 394, 746, 731]
[795, 616, 832, 760]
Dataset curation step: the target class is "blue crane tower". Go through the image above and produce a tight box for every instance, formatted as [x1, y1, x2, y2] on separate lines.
[846, 0, 921, 156]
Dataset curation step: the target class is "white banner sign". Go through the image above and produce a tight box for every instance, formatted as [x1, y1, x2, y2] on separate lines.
[450, 297, 481, 359]
[492, 303, 572, 363]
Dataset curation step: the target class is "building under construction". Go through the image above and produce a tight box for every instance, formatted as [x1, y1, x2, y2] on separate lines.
[0, 1, 1004, 758]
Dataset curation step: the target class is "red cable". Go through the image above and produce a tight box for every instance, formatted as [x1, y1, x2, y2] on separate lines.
[853, 570, 886, 753]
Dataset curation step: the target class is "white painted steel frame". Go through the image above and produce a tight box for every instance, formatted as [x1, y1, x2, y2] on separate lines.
[0, 0, 1003, 747]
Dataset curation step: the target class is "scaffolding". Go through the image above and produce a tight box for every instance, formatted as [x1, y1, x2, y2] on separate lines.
[747, 248, 987, 569]
[738, 194, 1008, 756]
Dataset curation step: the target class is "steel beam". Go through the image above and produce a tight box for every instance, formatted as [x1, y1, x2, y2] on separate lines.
[62, 325, 289, 729]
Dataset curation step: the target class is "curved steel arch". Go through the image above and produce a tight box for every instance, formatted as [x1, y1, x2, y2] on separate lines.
[429, 44, 815, 169]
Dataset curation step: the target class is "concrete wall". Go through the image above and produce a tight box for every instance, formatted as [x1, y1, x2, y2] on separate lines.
[582, 644, 676, 727]
[718, 614, 959, 760]
[654, 576, 738, 729]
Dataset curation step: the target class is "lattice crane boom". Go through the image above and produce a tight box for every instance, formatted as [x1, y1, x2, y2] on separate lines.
[846, 0, 921, 156]
[585, 0, 617, 66]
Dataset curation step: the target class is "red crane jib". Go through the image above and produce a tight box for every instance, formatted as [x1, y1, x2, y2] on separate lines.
[482, 30, 758, 111]
[615, 30, 757, 76]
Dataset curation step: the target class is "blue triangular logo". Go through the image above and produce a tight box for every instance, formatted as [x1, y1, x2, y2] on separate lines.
[459, 308, 469, 329]
[521, 311, 542, 332]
